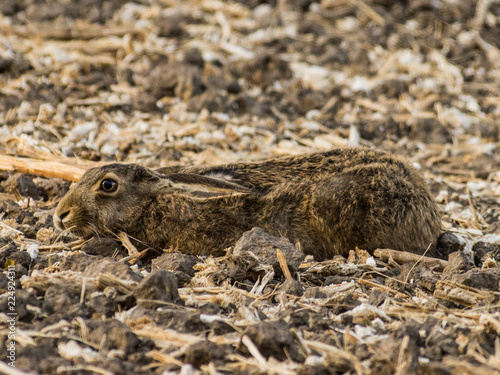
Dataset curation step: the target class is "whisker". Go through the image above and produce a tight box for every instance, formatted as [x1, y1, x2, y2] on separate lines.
[49, 226, 77, 250]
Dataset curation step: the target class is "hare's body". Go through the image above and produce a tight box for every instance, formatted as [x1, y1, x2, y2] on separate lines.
[55, 148, 441, 260]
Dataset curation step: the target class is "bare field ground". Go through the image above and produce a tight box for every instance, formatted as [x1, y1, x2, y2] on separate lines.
[0, 1, 500, 374]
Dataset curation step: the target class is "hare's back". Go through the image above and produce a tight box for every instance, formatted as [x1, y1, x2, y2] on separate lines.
[157, 147, 407, 191]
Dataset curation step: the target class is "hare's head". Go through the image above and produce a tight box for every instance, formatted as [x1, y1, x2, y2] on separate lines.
[54, 163, 254, 240]
[54, 164, 166, 239]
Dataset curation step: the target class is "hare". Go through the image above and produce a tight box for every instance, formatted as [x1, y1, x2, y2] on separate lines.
[54, 147, 441, 260]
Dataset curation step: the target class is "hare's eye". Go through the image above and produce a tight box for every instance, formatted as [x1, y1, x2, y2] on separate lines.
[100, 179, 118, 192]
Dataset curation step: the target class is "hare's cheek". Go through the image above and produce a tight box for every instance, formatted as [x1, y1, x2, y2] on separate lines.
[97, 204, 127, 231]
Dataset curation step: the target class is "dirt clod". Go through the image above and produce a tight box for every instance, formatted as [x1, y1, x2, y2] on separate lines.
[132, 270, 183, 309]
[87, 319, 141, 355]
[184, 340, 230, 368]
[233, 227, 305, 278]
[243, 320, 304, 362]
[152, 252, 199, 287]
[278, 278, 304, 297]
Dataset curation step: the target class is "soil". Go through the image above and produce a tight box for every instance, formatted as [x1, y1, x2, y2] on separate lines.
[1, 0, 500, 374]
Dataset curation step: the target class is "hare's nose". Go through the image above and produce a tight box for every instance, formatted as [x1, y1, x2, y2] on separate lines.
[54, 210, 70, 230]
[58, 210, 69, 221]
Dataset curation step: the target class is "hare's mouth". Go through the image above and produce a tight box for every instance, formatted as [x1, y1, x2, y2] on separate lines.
[61, 226, 93, 240]
[61, 221, 103, 240]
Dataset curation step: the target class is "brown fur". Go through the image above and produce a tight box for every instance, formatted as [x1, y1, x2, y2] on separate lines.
[54, 148, 441, 260]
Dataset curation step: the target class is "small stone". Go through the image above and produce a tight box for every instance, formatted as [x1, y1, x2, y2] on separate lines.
[43, 284, 80, 314]
[184, 341, 229, 368]
[449, 270, 500, 291]
[14, 344, 60, 374]
[132, 270, 183, 309]
[152, 252, 199, 276]
[86, 293, 118, 317]
[5, 250, 32, 268]
[87, 319, 141, 354]
[436, 232, 462, 258]
[472, 242, 499, 266]
[2, 173, 46, 201]
[303, 287, 327, 299]
[441, 252, 472, 281]
[325, 275, 352, 285]
[155, 311, 208, 333]
[83, 259, 142, 282]
[158, 16, 187, 39]
[242, 320, 304, 362]
[184, 48, 204, 67]
[230, 53, 292, 87]
[233, 227, 305, 277]
[278, 278, 304, 297]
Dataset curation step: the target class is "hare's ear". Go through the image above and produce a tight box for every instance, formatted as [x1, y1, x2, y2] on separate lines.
[161, 173, 257, 198]
[155, 165, 183, 174]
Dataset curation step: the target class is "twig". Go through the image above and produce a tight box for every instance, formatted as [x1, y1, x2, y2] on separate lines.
[1, 22, 139, 40]
[304, 340, 368, 374]
[96, 273, 137, 294]
[227, 353, 297, 375]
[122, 248, 152, 265]
[373, 248, 448, 270]
[434, 280, 491, 307]
[290, 328, 311, 357]
[343, 0, 385, 26]
[466, 187, 487, 228]
[0, 154, 86, 181]
[467, 187, 479, 221]
[133, 327, 233, 346]
[0, 361, 37, 375]
[152, 351, 184, 366]
[80, 278, 87, 304]
[471, 0, 491, 32]
[276, 249, 292, 279]
[241, 335, 267, 366]
[395, 335, 411, 375]
[0, 221, 24, 235]
[404, 242, 432, 285]
[117, 231, 139, 256]
[357, 278, 408, 299]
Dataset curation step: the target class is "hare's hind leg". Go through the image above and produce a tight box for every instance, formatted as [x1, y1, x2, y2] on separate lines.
[310, 171, 441, 258]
